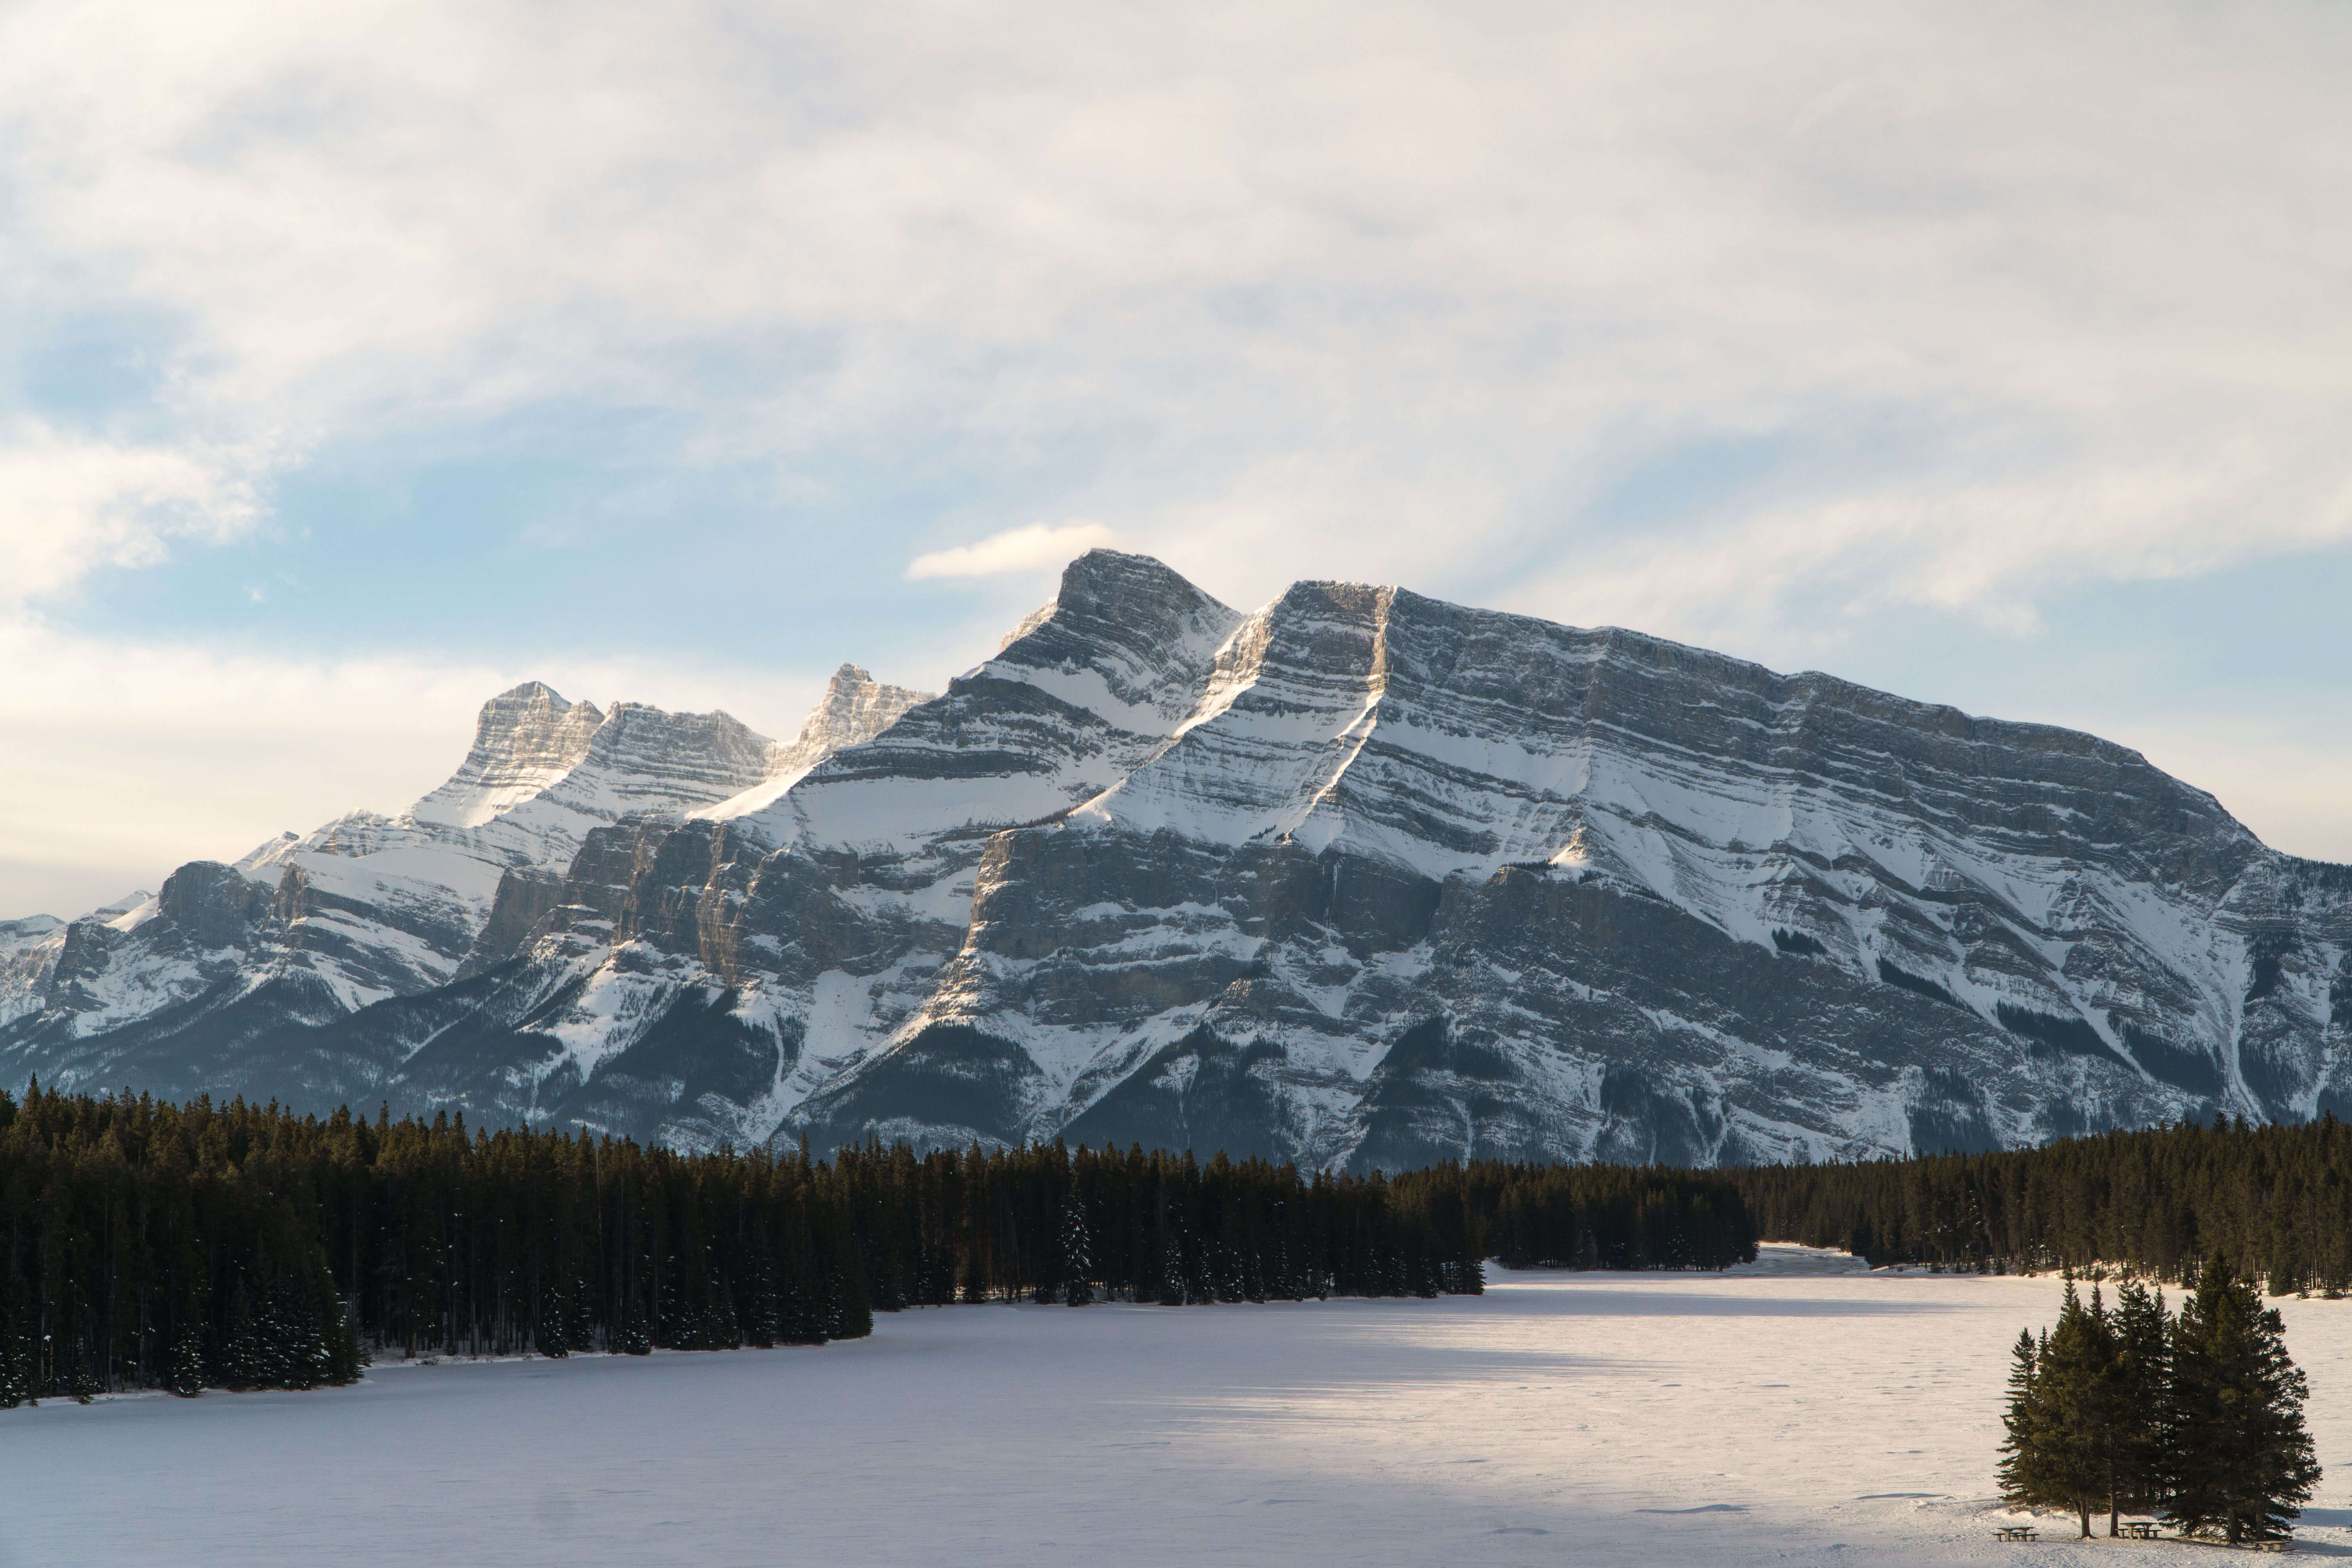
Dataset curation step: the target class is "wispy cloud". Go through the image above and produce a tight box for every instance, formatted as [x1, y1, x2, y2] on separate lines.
[0, 422, 267, 604]
[906, 522, 1116, 580]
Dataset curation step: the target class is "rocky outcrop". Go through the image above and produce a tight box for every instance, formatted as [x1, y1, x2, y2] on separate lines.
[9, 551, 2347, 1166]
[714, 664, 932, 820]
[409, 682, 604, 829]
[156, 861, 273, 951]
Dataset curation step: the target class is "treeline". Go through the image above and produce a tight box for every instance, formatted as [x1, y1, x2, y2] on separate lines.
[0, 1084, 1756, 1405]
[1397, 1161, 1757, 1272]
[0, 1084, 874, 1405]
[829, 1139, 1488, 1308]
[1731, 1118, 2352, 1288]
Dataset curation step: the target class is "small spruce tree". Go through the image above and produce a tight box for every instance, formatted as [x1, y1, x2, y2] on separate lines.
[168, 1317, 206, 1398]
[537, 1282, 573, 1358]
[64, 1345, 101, 1404]
[222, 1283, 264, 1390]
[613, 1300, 652, 1356]
[1061, 1195, 1094, 1307]
[566, 1279, 597, 1354]
[0, 1297, 32, 1410]
[1158, 1229, 1187, 1307]
[321, 1281, 366, 1386]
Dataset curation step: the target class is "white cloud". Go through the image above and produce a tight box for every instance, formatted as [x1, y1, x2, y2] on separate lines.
[907, 522, 1117, 580]
[1501, 442, 2352, 653]
[0, 422, 267, 604]
[0, 0, 2345, 636]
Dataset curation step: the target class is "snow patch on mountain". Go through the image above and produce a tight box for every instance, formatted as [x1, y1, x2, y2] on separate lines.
[10, 549, 2347, 1169]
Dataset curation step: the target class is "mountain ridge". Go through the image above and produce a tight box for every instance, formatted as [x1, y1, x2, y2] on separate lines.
[6, 551, 2342, 1168]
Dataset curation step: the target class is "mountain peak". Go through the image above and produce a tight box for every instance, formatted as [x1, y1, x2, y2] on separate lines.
[799, 664, 930, 743]
[709, 664, 934, 821]
[1053, 549, 1223, 619]
[541, 703, 774, 817]
[410, 682, 606, 829]
[987, 551, 1243, 720]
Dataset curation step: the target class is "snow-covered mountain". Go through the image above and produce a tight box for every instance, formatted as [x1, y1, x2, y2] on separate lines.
[0, 664, 927, 1108]
[8, 551, 2346, 1166]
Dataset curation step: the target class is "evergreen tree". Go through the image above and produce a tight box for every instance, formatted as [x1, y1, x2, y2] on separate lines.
[2106, 1280, 2170, 1529]
[0, 1291, 32, 1409]
[828, 1256, 871, 1341]
[702, 1280, 742, 1351]
[317, 1275, 364, 1387]
[566, 1279, 597, 1355]
[1997, 1327, 2050, 1514]
[168, 1317, 206, 1398]
[1060, 1194, 1094, 1307]
[1158, 1231, 1187, 1306]
[2005, 1288, 2114, 1537]
[2069, 1286, 2132, 1539]
[64, 1346, 101, 1404]
[537, 1282, 573, 1358]
[222, 1283, 265, 1390]
[2165, 1262, 2320, 1544]
[282, 1267, 338, 1389]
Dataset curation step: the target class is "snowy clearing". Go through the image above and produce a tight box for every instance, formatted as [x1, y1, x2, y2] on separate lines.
[6, 1244, 2352, 1566]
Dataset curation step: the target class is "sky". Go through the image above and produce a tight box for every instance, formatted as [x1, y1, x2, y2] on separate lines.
[2, 0, 2350, 920]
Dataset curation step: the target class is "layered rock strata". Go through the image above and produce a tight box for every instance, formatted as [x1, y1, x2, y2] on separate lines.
[7, 552, 2344, 1166]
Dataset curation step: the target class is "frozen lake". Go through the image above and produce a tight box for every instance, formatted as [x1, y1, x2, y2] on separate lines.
[6, 1246, 2351, 1566]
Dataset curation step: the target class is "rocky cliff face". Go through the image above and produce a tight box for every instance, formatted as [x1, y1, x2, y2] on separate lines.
[8, 553, 2346, 1166]
[408, 683, 606, 830]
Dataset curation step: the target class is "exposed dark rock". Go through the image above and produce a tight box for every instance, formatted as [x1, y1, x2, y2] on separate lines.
[10, 549, 2349, 1166]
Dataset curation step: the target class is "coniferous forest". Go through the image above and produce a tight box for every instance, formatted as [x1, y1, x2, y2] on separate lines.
[13, 1084, 2348, 1412]
[1731, 1117, 2352, 1286]
[0, 1083, 1761, 1404]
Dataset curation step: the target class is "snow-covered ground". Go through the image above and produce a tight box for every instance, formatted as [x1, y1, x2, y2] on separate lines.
[7, 1245, 2352, 1566]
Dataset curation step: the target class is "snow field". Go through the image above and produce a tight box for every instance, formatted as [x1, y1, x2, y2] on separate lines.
[5, 1245, 2351, 1566]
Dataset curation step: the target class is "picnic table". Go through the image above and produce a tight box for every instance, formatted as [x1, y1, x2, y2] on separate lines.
[1994, 1524, 2039, 1541]
[2119, 1522, 2159, 1540]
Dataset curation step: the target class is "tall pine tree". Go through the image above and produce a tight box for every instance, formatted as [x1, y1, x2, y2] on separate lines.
[1998, 1288, 2121, 1538]
[2041, 1285, 2117, 1538]
[1997, 1328, 2050, 1513]
[2165, 1262, 2320, 1544]
[2104, 1280, 2170, 1532]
